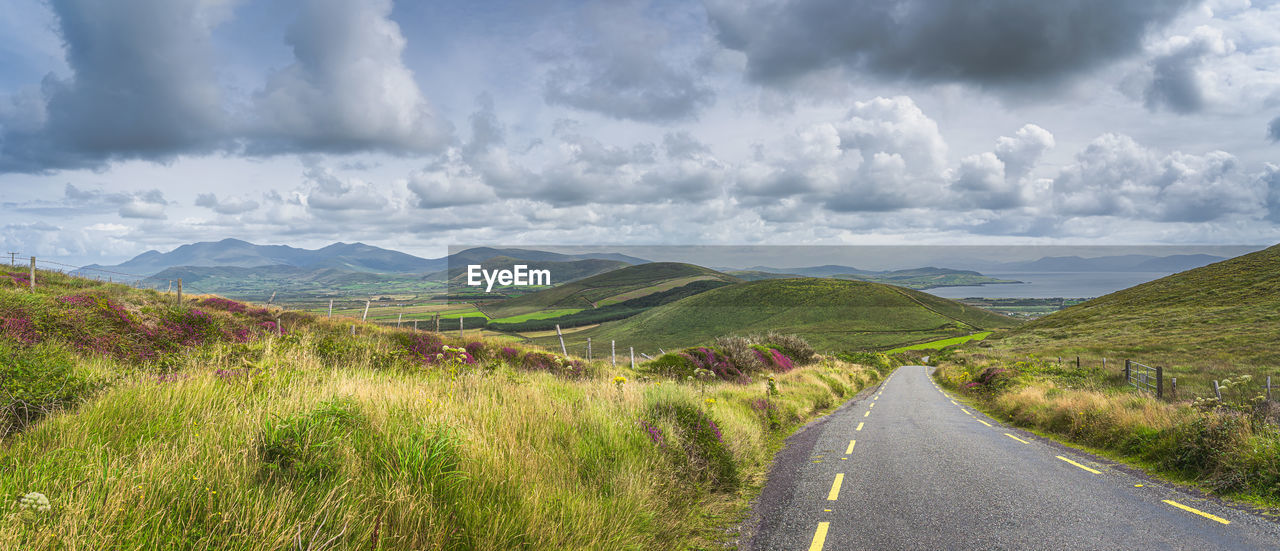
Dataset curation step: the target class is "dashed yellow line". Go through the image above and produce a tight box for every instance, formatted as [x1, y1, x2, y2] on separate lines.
[950, 400, 957, 405]
[1163, 500, 1230, 524]
[827, 473, 845, 501]
[864, 410, 871, 418]
[1005, 433, 1030, 444]
[961, 408, 971, 415]
[1056, 455, 1101, 474]
[856, 422, 864, 431]
[869, 402, 876, 409]
[808, 522, 830, 551]
[976, 419, 993, 427]
[845, 440, 856, 454]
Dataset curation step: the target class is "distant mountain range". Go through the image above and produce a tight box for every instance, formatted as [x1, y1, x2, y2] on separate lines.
[80, 239, 651, 277]
[989, 254, 1226, 273]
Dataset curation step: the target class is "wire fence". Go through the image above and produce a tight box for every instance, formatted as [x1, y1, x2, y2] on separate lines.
[3, 256, 661, 365]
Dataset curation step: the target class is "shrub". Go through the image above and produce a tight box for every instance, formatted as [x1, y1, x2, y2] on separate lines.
[760, 331, 816, 364]
[519, 351, 586, 379]
[711, 336, 767, 373]
[0, 342, 98, 436]
[258, 397, 367, 483]
[647, 400, 738, 491]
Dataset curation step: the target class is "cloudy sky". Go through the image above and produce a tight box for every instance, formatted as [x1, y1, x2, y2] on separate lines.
[2, 0, 1279, 265]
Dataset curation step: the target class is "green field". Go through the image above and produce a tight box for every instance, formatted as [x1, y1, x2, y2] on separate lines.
[488, 308, 582, 324]
[991, 243, 1280, 395]
[885, 332, 992, 354]
[0, 269, 893, 549]
[483, 262, 739, 319]
[531, 278, 1019, 354]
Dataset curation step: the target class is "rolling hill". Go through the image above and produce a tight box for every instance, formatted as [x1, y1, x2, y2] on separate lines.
[433, 256, 629, 287]
[481, 262, 739, 319]
[529, 277, 1019, 353]
[82, 238, 448, 276]
[994, 244, 1279, 378]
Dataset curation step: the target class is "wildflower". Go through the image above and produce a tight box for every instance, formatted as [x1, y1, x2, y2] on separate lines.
[18, 492, 50, 513]
[614, 376, 627, 386]
[705, 397, 717, 406]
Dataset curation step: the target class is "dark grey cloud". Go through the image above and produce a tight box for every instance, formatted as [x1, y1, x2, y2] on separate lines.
[705, 0, 1198, 90]
[1142, 27, 1232, 113]
[543, 1, 714, 121]
[1269, 116, 1280, 142]
[0, 0, 226, 172]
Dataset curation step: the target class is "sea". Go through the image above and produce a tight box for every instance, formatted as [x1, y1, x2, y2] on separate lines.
[921, 272, 1176, 300]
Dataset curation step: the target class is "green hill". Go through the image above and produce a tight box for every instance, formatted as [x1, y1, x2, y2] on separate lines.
[482, 262, 739, 319]
[531, 277, 1018, 353]
[994, 243, 1280, 381]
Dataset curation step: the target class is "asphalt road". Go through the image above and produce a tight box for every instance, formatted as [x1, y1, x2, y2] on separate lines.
[745, 365, 1280, 550]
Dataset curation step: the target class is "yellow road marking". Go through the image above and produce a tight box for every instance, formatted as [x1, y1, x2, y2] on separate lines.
[950, 400, 957, 405]
[1005, 433, 1030, 444]
[827, 474, 844, 501]
[961, 408, 971, 415]
[856, 422, 864, 431]
[870, 402, 876, 408]
[1056, 455, 1101, 474]
[1163, 500, 1230, 524]
[864, 410, 870, 418]
[976, 419, 992, 427]
[808, 522, 830, 551]
[845, 440, 856, 454]
[874, 395, 879, 401]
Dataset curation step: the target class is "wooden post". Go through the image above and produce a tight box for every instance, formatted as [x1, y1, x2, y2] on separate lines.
[1124, 359, 1131, 384]
[1268, 376, 1272, 401]
[328, 299, 333, 318]
[611, 340, 616, 368]
[1156, 366, 1163, 399]
[276, 317, 283, 336]
[176, 278, 183, 307]
[414, 320, 419, 332]
[166, 280, 172, 294]
[362, 300, 370, 322]
[267, 291, 275, 304]
[1076, 356, 1080, 369]
[555, 324, 567, 356]
[1214, 380, 1222, 401]
[1171, 377, 1177, 399]
[459, 316, 464, 338]
[630, 347, 635, 369]
[28, 256, 35, 290]
[350, 325, 355, 335]
[434, 313, 440, 333]
[587, 338, 592, 361]
[1103, 358, 1107, 370]
[397, 313, 403, 328]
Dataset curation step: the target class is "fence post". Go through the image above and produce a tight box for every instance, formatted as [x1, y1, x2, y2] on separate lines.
[1214, 380, 1222, 401]
[1268, 376, 1273, 401]
[350, 324, 355, 335]
[1124, 359, 1131, 384]
[459, 316, 464, 338]
[587, 338, 592, 361]
[1076, 356, 1080, 369]
[28, 256, 35, 290]
[555, 324, 567, 356]
[362, 301, 370, 322]
[1156, 366, 1163, 399]
[1103, 358, 1107, 370]
[414, 320, 419, 332]
[176, 278, 183, 307]
[434, 313, 440, 333]
[397, 313, 403, 328]
[630, 347, 635, 370]
[1171, 377, 1177, 399]
[268, 291, 275, 304]
[328, 299, 333, 318]
[611, 340, 616, 368]
[276, 317, 283, 336]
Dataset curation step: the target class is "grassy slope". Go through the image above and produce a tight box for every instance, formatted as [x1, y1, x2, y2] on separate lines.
[994, 243, 1280, 389]
[484, 262, 738, 319]
[0, 270, 891, 550]
[534, 278, 1018, 353]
